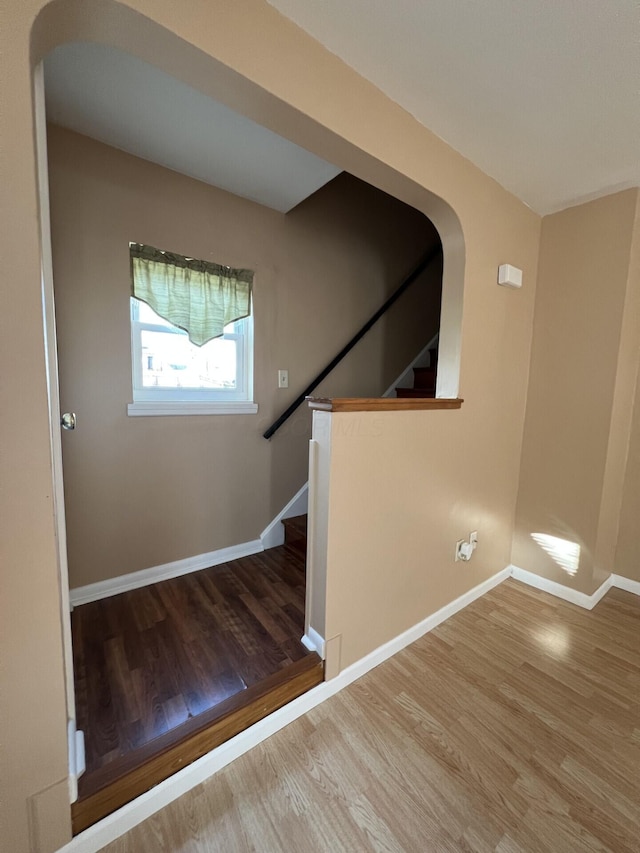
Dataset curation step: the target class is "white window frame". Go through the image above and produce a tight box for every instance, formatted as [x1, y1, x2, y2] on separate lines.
[127, 297, 257, 416]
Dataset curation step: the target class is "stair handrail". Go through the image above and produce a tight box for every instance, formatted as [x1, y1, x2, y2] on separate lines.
[262, 243, 442, 439]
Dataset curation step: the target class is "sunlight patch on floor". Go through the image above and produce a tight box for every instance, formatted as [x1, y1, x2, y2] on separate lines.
[533, 624, 571, 659]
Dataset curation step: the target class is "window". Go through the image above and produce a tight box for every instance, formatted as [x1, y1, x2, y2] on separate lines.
[127, 244, 256, 416]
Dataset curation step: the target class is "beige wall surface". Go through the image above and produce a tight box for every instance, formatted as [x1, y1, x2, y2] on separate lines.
[616, 377, 640, 583]
[321, 272, 539, 669]
[512, 190, 639, 595]
[48, 125, 440, 588]
[2, 1, 539, 850]
[614, 199, 640, 582]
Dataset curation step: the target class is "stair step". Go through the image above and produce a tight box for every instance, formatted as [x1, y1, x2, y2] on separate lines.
[395, 387, 437, 398]
[429, 346, 438, 368]
[282, 514, 307, 554]
[71, 653, 323, 833]
[413, 367, 436, 389]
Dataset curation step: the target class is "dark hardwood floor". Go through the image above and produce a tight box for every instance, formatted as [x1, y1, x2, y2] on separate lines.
[71, 536, 321, 831]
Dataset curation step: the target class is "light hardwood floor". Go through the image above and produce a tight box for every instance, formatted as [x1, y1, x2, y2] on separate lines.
[103, 579, 640, 853]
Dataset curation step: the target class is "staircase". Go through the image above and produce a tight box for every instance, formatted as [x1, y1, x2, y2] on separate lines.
[395, 345, 438, 398]
[263, 245, 442, 440]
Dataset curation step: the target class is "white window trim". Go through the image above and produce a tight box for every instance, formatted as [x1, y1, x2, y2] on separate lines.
[127, 401, 258, 416]
[129, 298, 256, 416]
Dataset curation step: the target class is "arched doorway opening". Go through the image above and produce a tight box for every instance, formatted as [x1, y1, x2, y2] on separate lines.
[30, 0, 466, 833]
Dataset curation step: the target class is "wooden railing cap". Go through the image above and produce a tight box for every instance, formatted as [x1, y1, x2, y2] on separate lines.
[306, 397, 463, 413]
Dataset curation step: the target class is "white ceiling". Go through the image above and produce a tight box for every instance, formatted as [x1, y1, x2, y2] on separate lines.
[268, 0, 640, 214]
[44, 42, 341, 214]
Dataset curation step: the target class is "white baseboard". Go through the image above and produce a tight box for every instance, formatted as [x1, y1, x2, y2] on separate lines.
[260, 483, 308, 550]
[70, 486, 310, 607]
[301, 626, 325, 659]
[56, 566, 510, 853]
[69, 540, 264, 607]
[349, 567, 513, 673]
[611, 574, 640, 596]
[508, 564, 613, 610]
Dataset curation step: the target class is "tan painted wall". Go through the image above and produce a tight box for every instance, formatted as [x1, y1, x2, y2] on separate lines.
[615, 383, 640, 583]
[614, 200, 640, 582]
[2, 1, 539, 849]
[48, 125, 440, 588]
[320, 322, 540, 670]
[512, 190, 640, 595]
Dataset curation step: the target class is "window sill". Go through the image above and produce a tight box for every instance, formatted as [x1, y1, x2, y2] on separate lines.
[127, 402, 258, 417]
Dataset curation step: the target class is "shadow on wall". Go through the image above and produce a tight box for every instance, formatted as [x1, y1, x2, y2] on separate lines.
[266, 173, 443, 516]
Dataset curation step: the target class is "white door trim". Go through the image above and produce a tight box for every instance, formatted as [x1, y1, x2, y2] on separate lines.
[34, 62, 78, 802]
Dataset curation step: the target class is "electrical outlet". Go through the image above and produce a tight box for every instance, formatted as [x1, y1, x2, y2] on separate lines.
[456, 533, 477, 562]
[278, 369, 289, 389]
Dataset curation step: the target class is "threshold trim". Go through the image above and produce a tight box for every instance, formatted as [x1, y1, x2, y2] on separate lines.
[71, 655, 323, 835]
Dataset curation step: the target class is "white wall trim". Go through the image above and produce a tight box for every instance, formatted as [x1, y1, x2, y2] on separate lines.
[127, 401, 258, 416]
[508, 564, 613, 610]
[71, 483, 311, 606]
[610, 574, 640, 596]
[69, 540, 264, 606]
[382, 333, 439, 397]
[67, 721, 85, 804]
[352, 567, 512, 668]
[508, 566, 640, 607]
[260, 483, 309, 550]
[56, 565, 509, 853]
[301, 626, 325, 659]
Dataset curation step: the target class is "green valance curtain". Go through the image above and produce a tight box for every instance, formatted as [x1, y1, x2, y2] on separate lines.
[130, 243, 253, 347]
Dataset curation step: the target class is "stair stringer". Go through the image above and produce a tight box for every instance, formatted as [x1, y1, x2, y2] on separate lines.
[260, 482, 309, 549]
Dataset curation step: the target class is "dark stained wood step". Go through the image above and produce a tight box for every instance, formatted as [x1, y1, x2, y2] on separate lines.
[428, 346, 438, 368]
[282, 514, 307, 555]
[72, 653, 323, 833]
[73, 545, 308, 780]
[395, 387, 437, 398]
[412, 366, 436, 389]
[282, 514, 307, 540]
[71, 541, 314, 833]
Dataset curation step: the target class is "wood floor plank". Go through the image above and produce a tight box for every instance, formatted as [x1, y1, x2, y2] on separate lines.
[71, 540, 317, 831]
[72, 542, 310, 781]
[72, 656, 323, 833]
[101, 578, 640, 853]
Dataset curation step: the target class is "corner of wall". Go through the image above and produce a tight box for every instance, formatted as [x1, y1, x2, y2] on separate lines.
[512, 189, 640, 594]
[611, 189, 640, 583]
